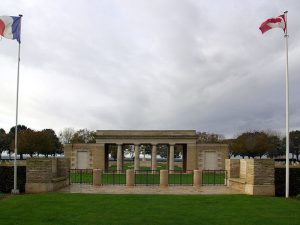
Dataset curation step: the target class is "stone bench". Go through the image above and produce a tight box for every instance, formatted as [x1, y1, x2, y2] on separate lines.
[52, 177, 67, 182]
[51, 177, 69, 191]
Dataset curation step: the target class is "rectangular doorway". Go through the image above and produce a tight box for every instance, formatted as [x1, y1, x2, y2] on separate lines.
[204, 151, 217, 170]
[77, 151, 89, 169]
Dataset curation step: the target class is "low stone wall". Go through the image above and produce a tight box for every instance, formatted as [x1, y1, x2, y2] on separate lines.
[25, 158, 70, 193]
[226, 159, 275, 196]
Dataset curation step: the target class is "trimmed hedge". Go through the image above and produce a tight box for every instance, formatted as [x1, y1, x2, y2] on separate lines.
[275, 167, 300, 197]
[0, 166, 26, 193]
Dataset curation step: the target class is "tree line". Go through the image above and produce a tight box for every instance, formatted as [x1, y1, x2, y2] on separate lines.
[197, 131, 300, 160]
[0, 125, 62, 159]
[227, 131, 300, 160]
[0, 126, 97, 159]
[1, 127, 300, 160]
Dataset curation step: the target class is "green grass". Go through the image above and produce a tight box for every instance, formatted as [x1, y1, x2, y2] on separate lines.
[0, 193, 300, 225]
[70, 171, 226, 185]
[0, 193, 4, 200]
[202, 172, 226, 185]
[70, 170, 226, 185]
[102, 172, 126, 185]
[70, 170, 93, 184]
[135, 172, 160, 185]
[169, 173, 193, 185]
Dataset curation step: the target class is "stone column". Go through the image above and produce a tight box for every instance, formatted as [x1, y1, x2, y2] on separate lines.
[117, 144, 122, 171]
[93, 169, 102, 186]
[126, 169, 134, 187]
[134, 144, 140, 171]
[160, 170, 168, 187]
[151, 144, 157, 171]
[193, 170, 202, 187]
[169, 144, 175, 171]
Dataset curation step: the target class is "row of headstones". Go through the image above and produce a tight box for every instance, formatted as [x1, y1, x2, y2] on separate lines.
[92, 169, 203, 187]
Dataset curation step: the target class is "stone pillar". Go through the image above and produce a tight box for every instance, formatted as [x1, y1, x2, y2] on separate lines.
[92, 144, 105, 170]
[126, 169, 134, 187]
[186, 143, 197, 170]
[151, 144, 157, 171]
[93, 169, 102, 186]
[160, 170, 168, 187]
[244, 159, 275, 196]
[117, 144, 122, 171]
[193, 170, 202, 187]
[134, 144, 140, 171]
[225, 159, 240, 186]
[169, 144, 175, 171]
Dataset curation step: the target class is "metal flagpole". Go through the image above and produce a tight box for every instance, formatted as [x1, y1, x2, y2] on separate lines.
[284, 11, 289, 198]
[12, 14, 23, 195]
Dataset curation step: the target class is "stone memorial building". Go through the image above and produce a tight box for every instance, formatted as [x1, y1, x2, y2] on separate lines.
[64, 130, 228, 171]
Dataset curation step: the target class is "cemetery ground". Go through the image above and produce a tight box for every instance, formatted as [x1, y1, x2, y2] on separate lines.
[0, 193, 300, 225]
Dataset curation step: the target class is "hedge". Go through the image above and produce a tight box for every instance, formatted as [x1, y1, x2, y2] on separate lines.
[275, 167, 300, 197]
[0, 166, 26, 193]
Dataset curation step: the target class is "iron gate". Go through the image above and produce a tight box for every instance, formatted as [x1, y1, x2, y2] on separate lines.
[102, 170, 126, 185]
[202, 170, 227, 186]
[168, 170, 194, 186]
[134, 170, 160, 186]
[69, 169, 93, 184]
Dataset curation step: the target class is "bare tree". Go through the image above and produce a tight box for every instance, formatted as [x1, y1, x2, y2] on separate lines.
[59, 128, 75, 144]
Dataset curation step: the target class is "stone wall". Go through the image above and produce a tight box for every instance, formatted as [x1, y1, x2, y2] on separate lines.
[225, 159, 240, 178]
[26, 158, 53, 183]
[57, 158, 70, 178]
[240, 160, 247, 179]
[186, 143, 197, 170]
[25, 158, 70, 193]
[64, 144, 105, 169]
[226, 159, 275, 196]
[251, 159, 274, 185]
[197, 144, 229, 170]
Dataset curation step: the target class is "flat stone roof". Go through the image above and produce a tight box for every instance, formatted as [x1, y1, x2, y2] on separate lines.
[96, 130, 198, 141]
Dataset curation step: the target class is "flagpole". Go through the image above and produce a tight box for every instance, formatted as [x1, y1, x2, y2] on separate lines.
[12, 14, 22, 195]
[284, 11, 289, 199]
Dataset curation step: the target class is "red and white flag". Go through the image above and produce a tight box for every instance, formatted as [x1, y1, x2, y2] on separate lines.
[259, 15, 286, 34]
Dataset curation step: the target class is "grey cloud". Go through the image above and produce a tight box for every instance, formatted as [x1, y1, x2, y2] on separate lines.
[0, 0, 300, 138]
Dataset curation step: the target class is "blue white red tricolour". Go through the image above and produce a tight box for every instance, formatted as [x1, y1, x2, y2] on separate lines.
[0, 16, 21, 43]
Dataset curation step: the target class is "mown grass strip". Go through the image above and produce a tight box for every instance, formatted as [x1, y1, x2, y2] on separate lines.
[0, 194, 300, 225]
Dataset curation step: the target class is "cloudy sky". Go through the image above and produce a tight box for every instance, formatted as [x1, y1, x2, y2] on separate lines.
[1, 0, 300, 138]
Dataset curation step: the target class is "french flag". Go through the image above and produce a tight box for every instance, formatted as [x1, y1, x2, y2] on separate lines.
[0, 16, 21, 43]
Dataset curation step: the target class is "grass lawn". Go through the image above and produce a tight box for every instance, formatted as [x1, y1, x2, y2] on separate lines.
[70, 170, 226, 185]
[0, 192, 4, 200]
[0, 193, 300, 225]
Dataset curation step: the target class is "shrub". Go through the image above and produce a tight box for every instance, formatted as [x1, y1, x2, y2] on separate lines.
[275, 168, 300, 196]
[0, 166, 26, 193]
